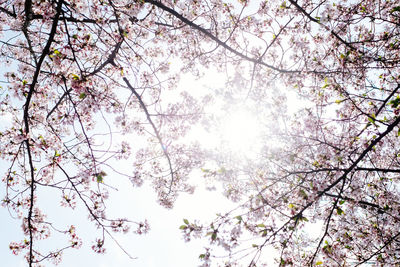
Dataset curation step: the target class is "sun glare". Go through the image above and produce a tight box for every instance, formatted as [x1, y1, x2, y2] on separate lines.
[188, 104, 263, 159]
[178, 67, 264, 159]
[218, 107, 262, 156]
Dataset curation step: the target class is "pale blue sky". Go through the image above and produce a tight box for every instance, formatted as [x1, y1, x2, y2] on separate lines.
[0, 172, 235, 266]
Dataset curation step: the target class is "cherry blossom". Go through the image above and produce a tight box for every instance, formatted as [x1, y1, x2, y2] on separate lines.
[0, 0, 400, 266]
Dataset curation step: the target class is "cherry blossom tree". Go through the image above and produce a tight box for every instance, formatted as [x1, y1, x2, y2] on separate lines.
[0, 0, 400, 266]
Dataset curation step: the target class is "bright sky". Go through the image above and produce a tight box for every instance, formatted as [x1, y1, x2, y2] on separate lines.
[0, 64, 266, 266]
[0, 1, 286, 265]
[0, 165, 238, 267]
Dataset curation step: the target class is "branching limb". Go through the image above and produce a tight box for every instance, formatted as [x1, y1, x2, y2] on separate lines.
[22, 1, 63, 265]
[123, 77, 175, 197]
[145, 0, 298, 74]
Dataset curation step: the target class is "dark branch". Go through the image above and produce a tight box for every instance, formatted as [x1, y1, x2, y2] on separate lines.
[123, 77, 176, 197]
[23, 1, 63, 265]
[145, 0, 298, 74]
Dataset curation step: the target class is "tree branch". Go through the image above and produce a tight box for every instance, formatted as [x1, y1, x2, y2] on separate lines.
[123, 77, 175, 197]
[23, 1, 63, 265]
[145, 0, 298, 74]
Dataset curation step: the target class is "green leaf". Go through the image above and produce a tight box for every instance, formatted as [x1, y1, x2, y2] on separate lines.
[96, 171, 107, 183]
[257, 223, 266, 228]
[322, 83, 329, 89]
[183, 218, 189, 225]
[235, 215, 242, 221]
[391, 6, 400, 13]
[179, 225, 187, 230]
[211, 232, 217, 241]
[301, 217, 309, 222]
[316, 261, 323, 265]
[96, 174, 103, 183]
[261, 229, 268, 237]
[199, 254, 206, 259]
[299, 189, 308, 200]
[336, 207, 344, 215]
[252, 244, 258, 248]
[79, 93, 86, 99]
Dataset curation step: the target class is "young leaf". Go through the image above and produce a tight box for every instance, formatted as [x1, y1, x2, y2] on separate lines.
[96, 174, 103, 183]
[211, 232, 217, 241]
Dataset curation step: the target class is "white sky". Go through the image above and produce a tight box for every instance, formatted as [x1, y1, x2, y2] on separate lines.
[0, 66, 258, 266]
[0, 166, 237, 267]
[0, 2, 289, 265]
